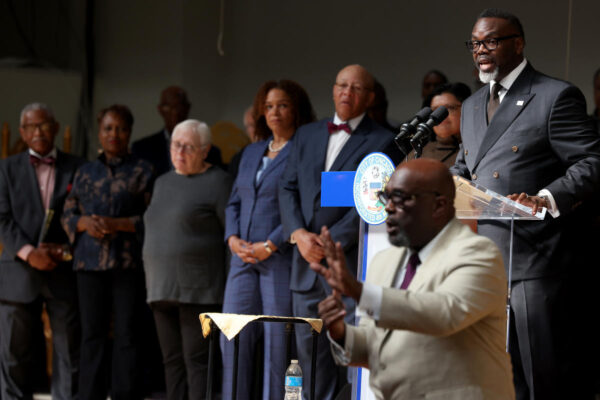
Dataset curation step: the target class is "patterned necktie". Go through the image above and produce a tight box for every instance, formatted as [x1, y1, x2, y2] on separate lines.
[400, 252, 421, 290]
[327, 121, 352, 134]
[29, 154, 55, 166]
[487, 82, 503, 123]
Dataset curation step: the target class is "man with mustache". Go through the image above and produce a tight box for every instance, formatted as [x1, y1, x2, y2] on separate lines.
[312, 159, 514, 399]
[452, 8, 600, 399]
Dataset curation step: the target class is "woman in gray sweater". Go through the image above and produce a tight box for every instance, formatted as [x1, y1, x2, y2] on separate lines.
[143, 119, 232, 400]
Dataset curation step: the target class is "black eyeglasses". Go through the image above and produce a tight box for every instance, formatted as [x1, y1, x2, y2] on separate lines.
[21, 122, 55, 134]
[334, 82, 372, 94]
[377, 189, 440, 207]
[465, 34, 521, 53]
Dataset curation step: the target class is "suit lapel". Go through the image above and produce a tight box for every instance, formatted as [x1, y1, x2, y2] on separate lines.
[50, 150, 68, 210]
[21, 152, 45, 215]
[381, 247, 407, 288]
[469, 88, 489, 156]
[310, 120, 332, 204]
[376, 247, 406, 349]
[256, 139, 290, 190]
[473, 65, 535, 169]
[250, 140, 269, 189]
[407, 219, 461, 292]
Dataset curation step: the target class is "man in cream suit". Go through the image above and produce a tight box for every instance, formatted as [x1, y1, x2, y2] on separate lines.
[312, 159, 515, 399]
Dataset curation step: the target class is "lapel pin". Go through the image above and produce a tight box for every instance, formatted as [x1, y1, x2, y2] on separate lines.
[516, 100, 524, 106]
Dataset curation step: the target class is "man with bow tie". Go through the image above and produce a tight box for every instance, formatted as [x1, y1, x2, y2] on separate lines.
[0, 103, 84, 400]
[279, 64, 394, 399]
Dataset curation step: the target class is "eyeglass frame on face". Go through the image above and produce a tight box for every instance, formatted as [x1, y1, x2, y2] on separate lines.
[377, 189, 441, 208]
[21, 121, 55, 134]
[434, 104, 462, 113]
[334, 82, 372, 94]
[170, 140, 204, 154]
[465, 34, 521, 53]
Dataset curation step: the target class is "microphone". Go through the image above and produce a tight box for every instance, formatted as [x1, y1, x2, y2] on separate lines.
[394, 107, 432, 155]
[410, 106, 449, 157]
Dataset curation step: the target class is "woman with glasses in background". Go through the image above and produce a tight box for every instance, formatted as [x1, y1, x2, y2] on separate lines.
[142, 119, 232, 400]
[414, 82, 472, 167]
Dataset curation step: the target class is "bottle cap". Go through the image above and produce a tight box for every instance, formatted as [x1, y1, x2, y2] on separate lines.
[291, 359, 298, 364]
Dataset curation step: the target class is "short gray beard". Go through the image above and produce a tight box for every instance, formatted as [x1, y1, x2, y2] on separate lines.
[479, 67, 499, 84]
[388, 227, 410, 248]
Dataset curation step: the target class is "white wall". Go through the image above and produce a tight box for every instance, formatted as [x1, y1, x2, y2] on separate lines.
[0, 68, 81, 150]
[2, 1, 599, 159]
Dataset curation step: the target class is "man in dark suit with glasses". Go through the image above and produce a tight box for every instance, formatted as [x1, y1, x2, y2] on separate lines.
[452, 8, 600, 400]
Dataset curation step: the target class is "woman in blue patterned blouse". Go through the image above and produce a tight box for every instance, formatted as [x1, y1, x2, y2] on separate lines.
[61, 104, 154, 400]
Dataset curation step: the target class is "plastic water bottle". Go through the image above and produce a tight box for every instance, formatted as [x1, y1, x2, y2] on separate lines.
[284, 359, 302, 400]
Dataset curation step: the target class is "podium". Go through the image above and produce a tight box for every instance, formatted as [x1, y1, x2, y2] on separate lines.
[450, 174, 545, 342]
[321, 160, 546, 400]
[199, 313, 323, 400]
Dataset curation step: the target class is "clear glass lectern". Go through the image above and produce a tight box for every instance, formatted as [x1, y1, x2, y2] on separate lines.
[452, 175, 546, 350]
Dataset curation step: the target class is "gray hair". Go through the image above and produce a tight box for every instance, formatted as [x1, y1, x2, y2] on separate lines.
[20, 103, 55, 124]
[172, 119, 211, 146]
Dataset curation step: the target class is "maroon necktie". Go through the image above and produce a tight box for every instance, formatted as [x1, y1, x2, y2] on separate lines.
[327, 121, 352, 134]
[29, 154, 55, 166]
[400, 252, 421, 289]
[487, 82, 503, 123]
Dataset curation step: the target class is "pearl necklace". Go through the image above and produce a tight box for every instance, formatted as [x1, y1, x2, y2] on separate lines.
[268, 140, 288, 152]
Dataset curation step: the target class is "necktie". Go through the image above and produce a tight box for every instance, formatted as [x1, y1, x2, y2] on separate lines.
[29, 154, 55, 166]
[400, 252, 421, 290]
[327, 121, 352, 134]
[487, 83, 503, 123]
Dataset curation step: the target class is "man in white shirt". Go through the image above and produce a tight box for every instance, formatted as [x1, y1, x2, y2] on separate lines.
[451, 8, 600, 399]
[313, 158, 515, 400]
[279, 64, 395, 399]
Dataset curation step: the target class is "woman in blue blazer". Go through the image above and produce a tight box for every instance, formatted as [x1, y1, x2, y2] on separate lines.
[221, 80, 315, 400]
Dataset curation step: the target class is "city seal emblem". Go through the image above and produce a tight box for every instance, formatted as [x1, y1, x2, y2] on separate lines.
[353, 152, 395, 225]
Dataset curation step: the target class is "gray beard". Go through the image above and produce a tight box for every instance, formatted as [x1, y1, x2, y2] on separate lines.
[388, 226, 410, 247]
[479, 67, 499, 84]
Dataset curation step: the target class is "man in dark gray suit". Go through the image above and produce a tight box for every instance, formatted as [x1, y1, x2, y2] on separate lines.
[452, 9, 600, 399]
[0, 103, 84, 400]
[279, 64, 394, 399]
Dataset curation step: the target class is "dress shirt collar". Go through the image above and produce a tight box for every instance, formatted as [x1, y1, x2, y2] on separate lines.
[490, 58, 528, 98]
[333, 112, 365, 132]
[163, 128, 171, 141]
[29, 147, 57, 160]
[412, 219, 453, 264]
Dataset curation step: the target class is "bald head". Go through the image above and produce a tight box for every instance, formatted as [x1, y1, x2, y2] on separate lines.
[158, 86, 191, 133]
[384, 159, 455, 249]
[161, 86, 189, 105]
[333, 64, 375, 121]
[336, 65, 375, 89]
[397, 159, 455, 203]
